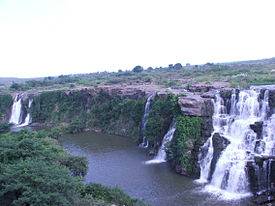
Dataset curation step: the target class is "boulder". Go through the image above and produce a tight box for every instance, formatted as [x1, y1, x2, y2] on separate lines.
[178, 95, 214, 117]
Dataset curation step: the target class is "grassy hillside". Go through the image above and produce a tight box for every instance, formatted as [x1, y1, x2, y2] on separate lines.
[1, 57, 275, 93]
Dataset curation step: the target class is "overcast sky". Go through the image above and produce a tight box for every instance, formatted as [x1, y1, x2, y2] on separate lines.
[0, 0, 275, 78]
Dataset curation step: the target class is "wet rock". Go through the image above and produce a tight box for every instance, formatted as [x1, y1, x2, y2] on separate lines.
[250, 121, 263, 139]
[246, 161, 259, 195]
[208, 133, 230, 181]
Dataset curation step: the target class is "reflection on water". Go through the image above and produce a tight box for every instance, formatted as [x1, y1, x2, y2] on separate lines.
[59, 131, 251, 206]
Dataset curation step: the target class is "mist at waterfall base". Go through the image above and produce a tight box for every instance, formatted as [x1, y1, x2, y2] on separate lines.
[9, 94, 32, 128]
[60, 131, 250, 206]
[197, 88, 275, 200]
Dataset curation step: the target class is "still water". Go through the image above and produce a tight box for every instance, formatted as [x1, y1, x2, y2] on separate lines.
[59, 132, 251, 206]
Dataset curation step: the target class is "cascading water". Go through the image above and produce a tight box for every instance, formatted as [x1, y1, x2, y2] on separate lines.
[9, 94, 33, 127]
[139, 93, 155, 148]
[145, 121, 176, 164]
[9, 94, 23, 125]
[197, 93, 226, 183]
[19, 99, 33, 127]
[198, 88, 275, 199]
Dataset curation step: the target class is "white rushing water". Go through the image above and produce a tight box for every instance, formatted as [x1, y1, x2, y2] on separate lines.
[198, 88, 275, 199]
[145, 121, 176, 164]
[9, 94, 33, 127]
[9, 94, 23, 125]
[140, 93, 155, 148]
[18, 99, 33, 127]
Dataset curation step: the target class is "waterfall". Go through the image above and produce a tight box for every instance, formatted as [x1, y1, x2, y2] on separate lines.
[197, 92, 226, 183]
[145, 121, 176, 164]
[9, 94, 33, 127]
[9, 94, 23, 125]
[18, 99, 33, 127]
[198, 88, 275, 199]
[139, 93, 155, 148]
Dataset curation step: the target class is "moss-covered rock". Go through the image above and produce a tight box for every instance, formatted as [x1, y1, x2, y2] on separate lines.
[167, 115, 203, 177]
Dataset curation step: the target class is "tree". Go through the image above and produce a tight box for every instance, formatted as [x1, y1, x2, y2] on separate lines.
[132, 65, 143, 73]
[146, 67, 153, 71]
[174, 63, 183, 70]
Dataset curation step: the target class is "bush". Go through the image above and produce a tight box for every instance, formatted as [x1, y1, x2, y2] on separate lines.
[0, 123, 12, 134]
[82, 184, 146, 206]
[0, 159, 81, 206]
[0, 129, 145, 206]
[61, 156, 88, 177]
[67, 118, 86, 134]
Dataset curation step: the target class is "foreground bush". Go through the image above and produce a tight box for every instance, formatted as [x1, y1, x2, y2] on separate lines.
[0, 130, 146, 206]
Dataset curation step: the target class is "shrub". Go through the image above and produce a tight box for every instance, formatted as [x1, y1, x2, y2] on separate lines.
[82, 184, 146, 206]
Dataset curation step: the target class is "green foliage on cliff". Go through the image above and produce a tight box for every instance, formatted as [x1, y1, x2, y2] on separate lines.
[0, 93, 13, 118]
[31, 90, 88, 123]
[31, 90, 145, 139]
[167, 115, 202, 176]
[0, 130, 145, 206]
[144, 94, 179, 146]
[88, 91, 145, 138]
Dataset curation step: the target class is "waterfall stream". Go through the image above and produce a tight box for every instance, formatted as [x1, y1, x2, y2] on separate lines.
[145, 121, 176, 164]
[19, 99, 33, 127]
[198, 88, 275, 199]
[9, 94, 23, 125]
[9, 94, 33, 127]
[139, 93, 155, 148]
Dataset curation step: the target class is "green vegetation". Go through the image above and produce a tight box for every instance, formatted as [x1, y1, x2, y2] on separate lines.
[81, 184, 146, 206]
[144, 94, 179, 148]
[167, 115, 202, 176]
[0, 123, 12, 134]
[31, 90, 145, 139]
[0, 94, 13, 119]
[0, 130, 146, 206]
[3, 59, 275, 93]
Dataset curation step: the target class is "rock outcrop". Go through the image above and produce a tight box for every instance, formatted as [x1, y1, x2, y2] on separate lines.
[178, 94, 214, 117]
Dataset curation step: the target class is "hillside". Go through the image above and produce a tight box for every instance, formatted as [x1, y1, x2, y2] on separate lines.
[1, 57, 275, 94]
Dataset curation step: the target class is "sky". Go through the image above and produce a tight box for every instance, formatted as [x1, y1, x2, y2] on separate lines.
[0, 0, 275, 78]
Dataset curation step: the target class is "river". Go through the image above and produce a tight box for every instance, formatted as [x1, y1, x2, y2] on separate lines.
[59, 131, 251, 206]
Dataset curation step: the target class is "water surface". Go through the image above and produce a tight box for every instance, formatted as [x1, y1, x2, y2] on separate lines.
[59, 132, 251, 206]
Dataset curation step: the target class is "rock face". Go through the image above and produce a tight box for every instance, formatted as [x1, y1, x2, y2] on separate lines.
[269, 89, 275, 114]
[170, 94, 215, 178]
[208, 133, 230, 181]
[247, 156, 275, 205]
[178, 94, 214, 117]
